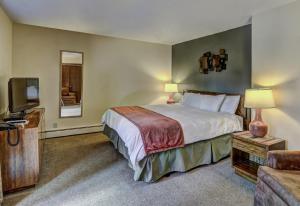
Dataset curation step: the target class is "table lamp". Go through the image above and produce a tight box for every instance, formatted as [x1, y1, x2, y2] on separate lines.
[165, 83, 178, 104]
[244, 88, 275, 137]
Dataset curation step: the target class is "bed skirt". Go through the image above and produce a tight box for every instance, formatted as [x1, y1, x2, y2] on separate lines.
[103, 125, 232, 182]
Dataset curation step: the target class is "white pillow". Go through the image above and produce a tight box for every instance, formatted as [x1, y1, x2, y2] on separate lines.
[181, 93, 203, 108]
[220, 95, 240, 114]
[181, 93, 225, 112]
[197, 94, 226, 112]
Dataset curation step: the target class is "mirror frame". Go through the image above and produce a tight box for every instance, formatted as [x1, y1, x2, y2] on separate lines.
[59, 50, 84, 118]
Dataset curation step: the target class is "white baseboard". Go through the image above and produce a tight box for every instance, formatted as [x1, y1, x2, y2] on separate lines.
[45, 124, 104, 138]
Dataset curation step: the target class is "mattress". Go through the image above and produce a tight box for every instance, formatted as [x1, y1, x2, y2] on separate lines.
[101, 104, 242, 169]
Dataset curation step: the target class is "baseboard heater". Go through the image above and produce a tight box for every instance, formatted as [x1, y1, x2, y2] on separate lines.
[45, 124, 104, 138]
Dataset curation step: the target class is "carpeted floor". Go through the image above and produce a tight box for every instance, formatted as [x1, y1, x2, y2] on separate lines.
[3, 133, 255, 206]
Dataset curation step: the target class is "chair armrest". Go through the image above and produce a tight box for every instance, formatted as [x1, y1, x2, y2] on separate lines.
[267, 150, 300, 170]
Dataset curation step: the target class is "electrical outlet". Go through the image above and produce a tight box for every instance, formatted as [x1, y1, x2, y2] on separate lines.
[52, 123, 58, 128]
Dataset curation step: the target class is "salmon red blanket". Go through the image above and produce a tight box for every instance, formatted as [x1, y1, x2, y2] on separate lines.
[111, 106, 184, 155]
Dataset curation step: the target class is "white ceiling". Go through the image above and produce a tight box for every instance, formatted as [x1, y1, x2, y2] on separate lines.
[0, 0, 294, 45]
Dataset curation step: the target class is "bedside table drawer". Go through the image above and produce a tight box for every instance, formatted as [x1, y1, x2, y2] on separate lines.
[232, 139, 266, 158]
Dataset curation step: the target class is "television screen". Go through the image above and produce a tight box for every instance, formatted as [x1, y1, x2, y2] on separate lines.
[9, 78, 40, 113]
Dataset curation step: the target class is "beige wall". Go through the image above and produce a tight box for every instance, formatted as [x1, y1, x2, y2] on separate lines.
[252, 1, 300, 149]
[12, 24, 171, 131]
[0, 7, 12, 114]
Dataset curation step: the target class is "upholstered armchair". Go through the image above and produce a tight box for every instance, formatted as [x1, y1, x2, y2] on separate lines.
[254, 150, 300, 206]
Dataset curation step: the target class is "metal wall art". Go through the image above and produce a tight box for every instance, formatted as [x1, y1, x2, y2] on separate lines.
[199, 49, 228, 74]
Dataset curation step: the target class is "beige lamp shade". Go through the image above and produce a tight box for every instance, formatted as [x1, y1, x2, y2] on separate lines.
[165, 83, 178, 93]
[244, 88, 275, 109]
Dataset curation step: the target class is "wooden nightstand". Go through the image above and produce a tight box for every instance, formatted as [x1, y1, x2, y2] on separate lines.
[231, 131, 285, 182]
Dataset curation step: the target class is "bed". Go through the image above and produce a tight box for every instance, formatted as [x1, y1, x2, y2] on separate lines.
[101, 90, 249, 182]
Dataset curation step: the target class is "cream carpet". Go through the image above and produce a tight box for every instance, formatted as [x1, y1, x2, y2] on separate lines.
[3, 133, 255, 206]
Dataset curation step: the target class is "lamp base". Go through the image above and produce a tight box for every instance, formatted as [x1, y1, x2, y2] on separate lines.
[249, 109, 268, 137]
[167, 94, 175, 104]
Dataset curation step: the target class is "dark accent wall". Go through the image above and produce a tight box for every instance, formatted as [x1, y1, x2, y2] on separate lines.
[172, 25, 251, 94]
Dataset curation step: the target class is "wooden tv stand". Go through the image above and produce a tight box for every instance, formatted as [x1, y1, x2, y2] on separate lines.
[0, 108, 45, 193]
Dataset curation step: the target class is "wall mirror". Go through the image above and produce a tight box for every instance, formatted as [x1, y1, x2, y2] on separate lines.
[60, 51, 83, 118]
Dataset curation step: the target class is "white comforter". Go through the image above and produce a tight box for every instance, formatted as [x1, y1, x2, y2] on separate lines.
[101, 104, 243, 169]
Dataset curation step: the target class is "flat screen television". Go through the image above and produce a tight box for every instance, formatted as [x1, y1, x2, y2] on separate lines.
[8, 78, 40, 114]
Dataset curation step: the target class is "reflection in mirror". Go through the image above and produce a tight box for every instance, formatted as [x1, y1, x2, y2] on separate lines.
[60, 51, 83, 118]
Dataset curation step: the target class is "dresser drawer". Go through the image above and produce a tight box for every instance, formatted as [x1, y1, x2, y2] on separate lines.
[232, 139, 266, 158]
[0, 164, 2, 205]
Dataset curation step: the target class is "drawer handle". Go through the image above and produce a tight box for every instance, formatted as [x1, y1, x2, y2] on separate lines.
[7, 128, 20, 147]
